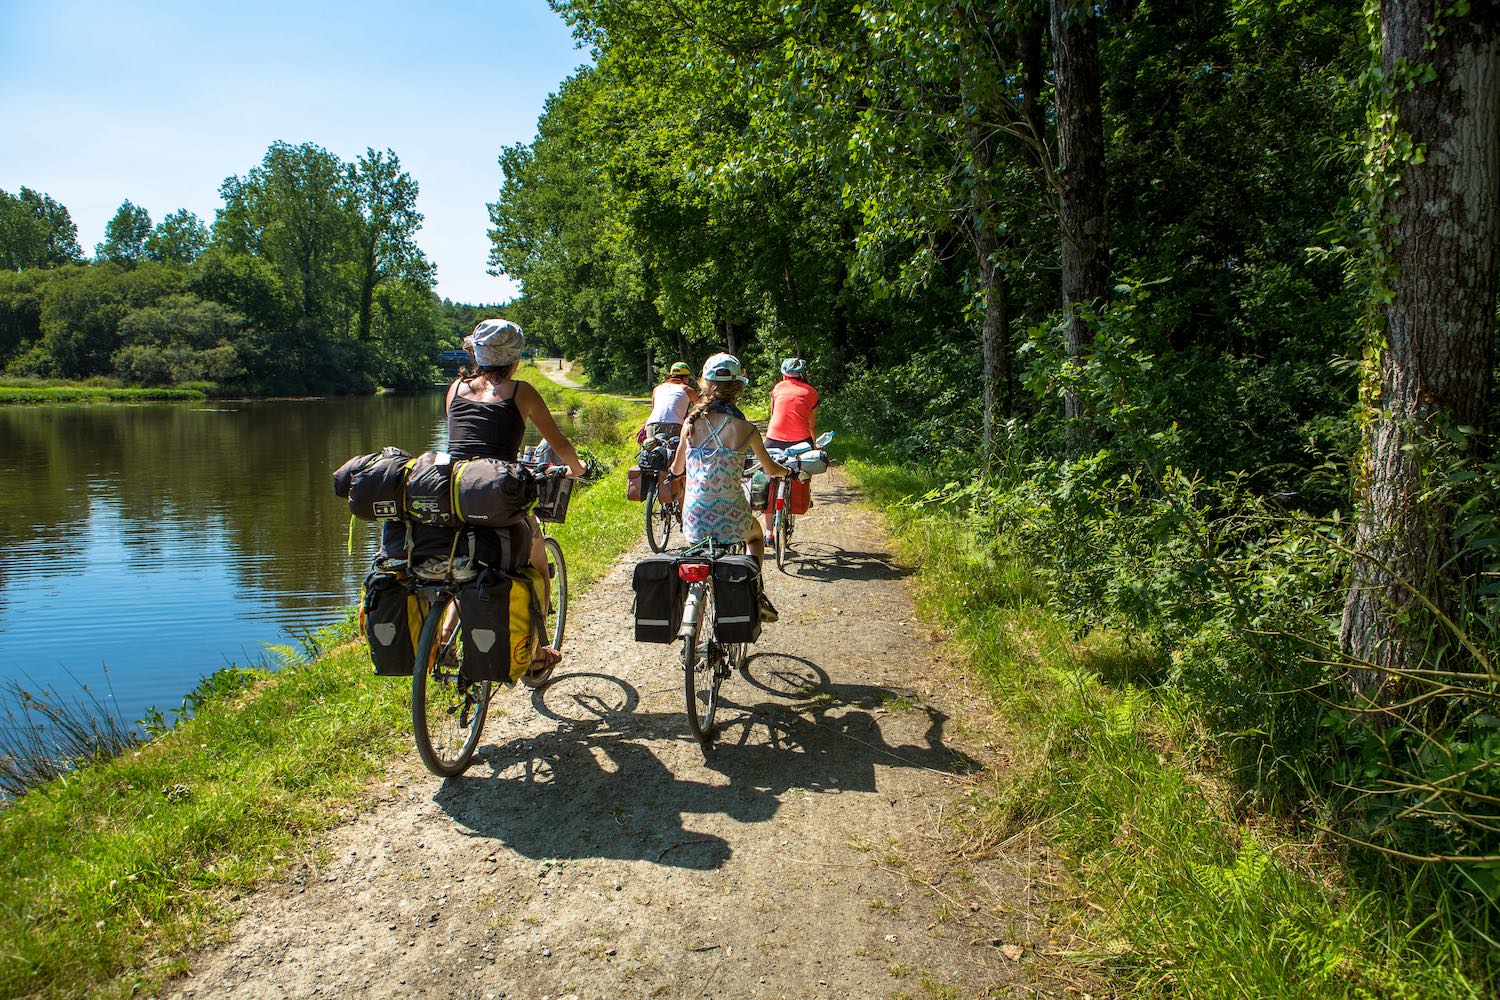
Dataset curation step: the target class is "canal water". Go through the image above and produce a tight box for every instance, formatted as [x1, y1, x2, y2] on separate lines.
[0, 394, 554, 729]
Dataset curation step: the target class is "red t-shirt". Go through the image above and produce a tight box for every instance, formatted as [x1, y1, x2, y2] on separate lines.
[767, 377, 819, 442]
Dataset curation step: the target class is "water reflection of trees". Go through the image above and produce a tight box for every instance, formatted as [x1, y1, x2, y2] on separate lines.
[0, 395, 447, 618]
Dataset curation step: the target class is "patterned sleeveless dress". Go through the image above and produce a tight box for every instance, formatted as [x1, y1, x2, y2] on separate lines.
[682, 413, 755, 545]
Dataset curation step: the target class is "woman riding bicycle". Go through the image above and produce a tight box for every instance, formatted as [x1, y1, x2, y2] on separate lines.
[762, 357, 819, 545]
[446, 320, 586, 660]
[643, 361, 701, 440]
[670, 352, 790, 621]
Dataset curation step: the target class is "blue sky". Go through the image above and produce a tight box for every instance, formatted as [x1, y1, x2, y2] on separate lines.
[0, 1, 588, 304]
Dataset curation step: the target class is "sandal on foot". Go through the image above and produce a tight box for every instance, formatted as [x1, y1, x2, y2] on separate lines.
[758, 593, 779, 623]
[524, 645, 562, 682]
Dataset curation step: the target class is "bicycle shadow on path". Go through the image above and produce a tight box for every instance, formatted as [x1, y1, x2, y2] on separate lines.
[430, 651, 980, 872]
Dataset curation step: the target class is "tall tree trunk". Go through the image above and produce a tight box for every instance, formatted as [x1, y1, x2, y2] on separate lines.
[1050, 0, 1110, 434]
[957, 4, 1013, 458]
[1341, 3, 1500, 695]
[357, 236, 378, 342]
[1018, 12, 1047, 170]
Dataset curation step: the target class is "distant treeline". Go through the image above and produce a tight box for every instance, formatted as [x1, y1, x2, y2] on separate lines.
[1, 143, 498, 394]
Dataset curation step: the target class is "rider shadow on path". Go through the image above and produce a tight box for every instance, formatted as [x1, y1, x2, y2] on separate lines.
[430, 655, 980, 872]
[780, 540, 911, 582]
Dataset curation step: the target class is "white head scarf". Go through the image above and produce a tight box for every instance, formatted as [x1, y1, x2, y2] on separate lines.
[464, 319, 525, 368]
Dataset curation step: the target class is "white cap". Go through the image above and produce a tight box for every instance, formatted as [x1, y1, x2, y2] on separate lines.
[464, 319, 524, 367]
[701, 352, 749, 385]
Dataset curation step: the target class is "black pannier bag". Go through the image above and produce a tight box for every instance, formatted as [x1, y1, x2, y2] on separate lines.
[631, 554, 684, 643]
[407, 522, 532, 580]
[375, 518, 414, 571]
[452, 458, 536, 526]
[711, 555, 763, 644]
[337, 446, 411, 521]
[457, 569, 542, 683]
[404, 451, 459, 527]
[465, 522, 532, 574]
[362, 570, 418, 676]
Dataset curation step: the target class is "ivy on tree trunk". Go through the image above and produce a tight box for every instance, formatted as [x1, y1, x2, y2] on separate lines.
[1341, 1, 1500, 696]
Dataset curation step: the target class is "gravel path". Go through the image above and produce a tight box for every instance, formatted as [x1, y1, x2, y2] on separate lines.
[162, 471, 1026, 999]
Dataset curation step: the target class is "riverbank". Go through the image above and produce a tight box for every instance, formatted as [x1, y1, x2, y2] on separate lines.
[0, 378, 206, 403]
[839, 432, 1484, 997]
[0, 376, 651, 998]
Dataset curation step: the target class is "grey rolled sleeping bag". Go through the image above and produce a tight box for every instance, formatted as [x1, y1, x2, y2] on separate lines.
[452, 458, 538, 526]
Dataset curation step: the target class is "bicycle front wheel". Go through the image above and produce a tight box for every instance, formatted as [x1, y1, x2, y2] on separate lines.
[774, 503, 788, 571]
[521, 536, 568, 689]
[412, 594, 490, 776]
[682, 582, 721, 742]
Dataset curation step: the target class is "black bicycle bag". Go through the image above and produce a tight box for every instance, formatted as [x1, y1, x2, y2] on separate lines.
[711, 555, 763, 644]
[338, 446, 411, 521]
[404, 451, 460, 527]
[362, 570, 419, 676]
[631, 554, 684, 643]
[458, 568, 544, 683]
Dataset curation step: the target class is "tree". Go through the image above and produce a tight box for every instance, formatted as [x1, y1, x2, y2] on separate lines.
[95, 200, 153, 265]
[0, 187, 83, 270]
[349, 148, 431, 343]
[1051, 0, 1110, 431]
[1340, 3, 1500, 689]
[215, 142, 356, 332]
[146, 209, 209, 265]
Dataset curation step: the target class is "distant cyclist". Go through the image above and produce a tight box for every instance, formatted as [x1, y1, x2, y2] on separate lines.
[762, 357, 819, 544]
[644, 361, 701, 441]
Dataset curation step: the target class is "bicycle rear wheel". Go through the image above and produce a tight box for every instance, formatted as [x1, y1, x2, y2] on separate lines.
[522, 536, 568, 689]
[682, 582, 722, 742]
[412, 594, 490, 776]
[645, 489, 673, 552]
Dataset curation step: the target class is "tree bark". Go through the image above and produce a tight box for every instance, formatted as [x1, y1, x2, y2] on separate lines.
[957, 4, 1014, 458]
[1050, 0, 1110, 433]
[1341, 2, 1500, 695]
[1018, 13, 1047, 171]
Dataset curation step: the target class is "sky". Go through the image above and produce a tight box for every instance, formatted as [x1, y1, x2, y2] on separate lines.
[0, 0, 589, 304]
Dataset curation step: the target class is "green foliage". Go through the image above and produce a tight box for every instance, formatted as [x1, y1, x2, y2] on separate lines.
[145, 209, 209, 266]
[843, 436, 1488, 995]
[95, 200, 153, 265]
[0, 187, 82, 270]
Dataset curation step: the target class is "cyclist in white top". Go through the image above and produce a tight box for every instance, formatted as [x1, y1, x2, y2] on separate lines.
[644, 361, 700, 439]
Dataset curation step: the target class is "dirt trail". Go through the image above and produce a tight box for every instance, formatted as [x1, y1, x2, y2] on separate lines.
[535, 360, 586, 390]
[163, 472, 1031, 999]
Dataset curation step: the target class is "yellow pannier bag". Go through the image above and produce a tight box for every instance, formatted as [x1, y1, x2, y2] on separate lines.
[456, 567, 547, 683]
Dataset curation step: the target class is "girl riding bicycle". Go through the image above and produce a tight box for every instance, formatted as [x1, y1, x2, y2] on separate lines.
[447, 319, 585, 663]
[670, 352, 791, 621]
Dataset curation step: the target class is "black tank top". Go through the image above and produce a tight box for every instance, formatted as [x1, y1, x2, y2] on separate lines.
[447, 382, 525, 461]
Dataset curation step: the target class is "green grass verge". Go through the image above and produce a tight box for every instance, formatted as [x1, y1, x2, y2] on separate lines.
[0, 380, 650, 999]
[840, 433, 1483, 999]
[0, 385, 206, 404]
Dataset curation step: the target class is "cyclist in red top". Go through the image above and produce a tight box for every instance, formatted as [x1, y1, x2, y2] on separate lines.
[763, 357, 819, 543]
